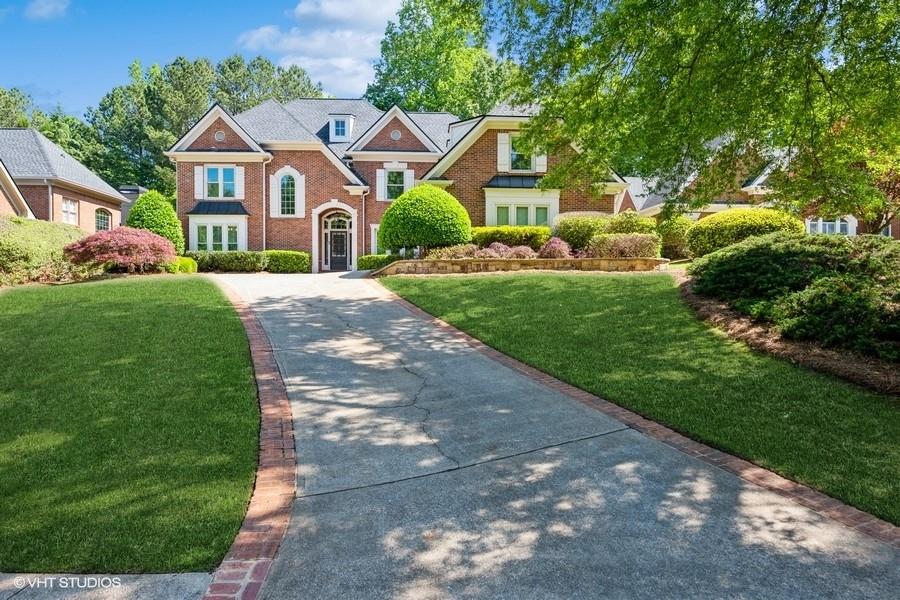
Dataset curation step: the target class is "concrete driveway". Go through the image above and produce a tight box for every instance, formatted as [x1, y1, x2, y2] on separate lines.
[217, 272, 897, 600]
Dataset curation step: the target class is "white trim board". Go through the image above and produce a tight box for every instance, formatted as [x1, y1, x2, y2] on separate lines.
[169, 104, 265, 154]
[348, 105, 443, 154]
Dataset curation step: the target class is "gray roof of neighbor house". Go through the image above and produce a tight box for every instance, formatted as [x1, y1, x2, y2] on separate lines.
[0, 128, 124, 202]
[624, 176, 666, 211]
[233, 99, 459, 156]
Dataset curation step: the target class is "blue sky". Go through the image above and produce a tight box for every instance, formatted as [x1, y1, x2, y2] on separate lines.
[0, 0, 404, 116]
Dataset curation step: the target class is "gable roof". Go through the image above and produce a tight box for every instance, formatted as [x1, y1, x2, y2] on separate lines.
[169, 104, 266, 153]
[347, 105, 446, 154]
[0, 158, 33, 218]
[0, 129, 124, 203]
[280, 98, 384, 155]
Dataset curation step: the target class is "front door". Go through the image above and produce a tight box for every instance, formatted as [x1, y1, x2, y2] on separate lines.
[330, 232, 348, 270]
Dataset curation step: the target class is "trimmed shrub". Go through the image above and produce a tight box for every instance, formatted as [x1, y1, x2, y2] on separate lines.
[474, 247, 502, 258]
[169, 256, 198, 274]
[471, 226, 551, 250]
[187, 251, 268, 272]
[685, 208, 803, 257]
[426, 244, 479, 259]
[538, 237, 573, 258]
[587, 233, 662, 258]
[0, 216, 86, 284]
[126, 190, 185, 255]
[507, 245, 538, 259]
[358, 254, 401, 270]
[772, 276, 899, 361]
[264, 250, 311, 273]
[378, 184, 472, 250]
[65, 227, 177, 273]
[487, 242, 511, 255]
[553, 216, 608, 250]
[604, 211, 657, 234]
[657, 215, 693, 259]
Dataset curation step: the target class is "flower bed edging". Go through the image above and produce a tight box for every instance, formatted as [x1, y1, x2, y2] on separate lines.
[371, 257, 669, 276]
[206, 278, 296, 600]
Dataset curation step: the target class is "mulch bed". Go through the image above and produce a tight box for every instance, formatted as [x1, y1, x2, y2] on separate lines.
[674, 272, 900, 397]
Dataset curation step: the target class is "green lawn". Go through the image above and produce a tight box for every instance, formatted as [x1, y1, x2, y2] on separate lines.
[382, 273, 900, 525]
[0, 277, 258, 573]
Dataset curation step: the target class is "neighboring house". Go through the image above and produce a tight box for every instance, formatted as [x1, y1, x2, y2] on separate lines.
[633, 164, 900, 240]
[0, 129, 125, 233]
[0, 158, 34, 218]
[117, 185, 149, 223]
[166, 100, 629, 272]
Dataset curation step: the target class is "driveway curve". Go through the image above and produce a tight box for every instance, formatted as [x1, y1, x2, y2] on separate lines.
[217, 272, 897, 600]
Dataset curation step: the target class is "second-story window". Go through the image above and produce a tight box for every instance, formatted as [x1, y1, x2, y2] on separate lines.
[207, 166, 235, 199]
[387, 171, 405, 200]
[334, 119, 346, 138]
[509, 133, 533, 171]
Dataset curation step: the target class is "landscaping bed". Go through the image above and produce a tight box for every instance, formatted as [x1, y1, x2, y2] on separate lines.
[0, 277, 258, 572]
[372, 256, 668, 276]
[382, 273, 900, 525]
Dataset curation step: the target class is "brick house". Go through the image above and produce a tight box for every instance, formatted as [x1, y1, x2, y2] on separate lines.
[632, 161, 900, 240]
[166, 100, 629, 272]
[0, 158, 33, 218]
[0, 129, 125, 232]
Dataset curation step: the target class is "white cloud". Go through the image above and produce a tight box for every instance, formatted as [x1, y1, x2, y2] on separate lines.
[238, 0, 402, 97]
[25, 0, 69, 20]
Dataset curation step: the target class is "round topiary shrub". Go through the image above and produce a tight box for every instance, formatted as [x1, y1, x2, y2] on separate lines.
[604, 211, 657, 234]
[538, 237, 573, 258]
[126, 190, 185, 255]
[378, 184, 472, 251]
[657, 215, 693, 259]
[685, 208, 803, 257]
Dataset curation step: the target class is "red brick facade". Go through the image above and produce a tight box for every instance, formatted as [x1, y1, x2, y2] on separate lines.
[442, 128, 614, 225]
[360, 117, 430, 152]
[18, 183, 121, 232]
[187, 117, 252, 152]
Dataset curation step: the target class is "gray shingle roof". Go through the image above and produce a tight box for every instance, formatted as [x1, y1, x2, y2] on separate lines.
[406, 112, 458, 150]
[234, 100, 318, 143]
[0, 128, 124, 201]
[281, 98, 384, 155]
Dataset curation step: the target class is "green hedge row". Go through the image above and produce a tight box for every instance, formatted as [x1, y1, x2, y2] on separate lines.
[185, 250, 311, 273]
[358, 254, 401, 270]
[0, 216, 88, 285]
[471, 226, 551, 250]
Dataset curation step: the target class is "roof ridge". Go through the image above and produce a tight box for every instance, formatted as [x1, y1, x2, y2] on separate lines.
[274, 102, 318, 140]
[30, 129, 59, 179]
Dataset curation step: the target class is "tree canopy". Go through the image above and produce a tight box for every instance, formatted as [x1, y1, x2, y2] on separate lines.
[493, 0, 900, 229]
[366, 0, 512, 118]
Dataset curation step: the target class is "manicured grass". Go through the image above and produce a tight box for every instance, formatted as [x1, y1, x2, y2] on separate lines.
[383, 273, 900, 525]
[0, 277, 258, 573]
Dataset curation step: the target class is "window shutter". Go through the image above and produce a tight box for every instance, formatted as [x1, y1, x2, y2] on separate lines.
[535, 154, 548, 173]
[403, 169, 414, 192]
[269, 175, 279, 217]
[194, 166, 204, 199]
[376, 169, 386, 201]
[497, 133, 510, 172]
[297, 174, 306, 217]
[234, 167, 245, 199]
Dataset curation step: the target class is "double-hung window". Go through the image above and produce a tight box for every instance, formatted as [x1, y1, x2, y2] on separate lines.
[509, 134, 533, 172]
[334, 119, 346, 138]
[386, 171, 405, 200]
[207, 166, 235, 199]
[62, 199, 78, 225]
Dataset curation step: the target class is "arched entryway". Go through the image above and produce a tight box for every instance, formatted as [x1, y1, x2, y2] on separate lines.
[311, 200, 359, 273]
[321, 211, 352, 271]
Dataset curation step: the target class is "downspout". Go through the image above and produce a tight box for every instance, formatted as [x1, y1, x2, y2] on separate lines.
[261, 154, 273, 250]
[45, 180, 53, 221]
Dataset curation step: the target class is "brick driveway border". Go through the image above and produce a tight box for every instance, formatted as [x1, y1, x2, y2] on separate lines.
[206, 279, 297, 600]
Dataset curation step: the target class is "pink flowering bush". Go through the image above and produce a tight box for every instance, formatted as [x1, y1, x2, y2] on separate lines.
[487, 242, 511, 256]
[65, 227, 177, 273]
[426, 244, 479, 259]
[538, 237, 573, 258]
[507, 245, 538, 259]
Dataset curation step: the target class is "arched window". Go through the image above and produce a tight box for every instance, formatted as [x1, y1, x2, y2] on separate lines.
[280, 175, 296, 215]
[95, 208, 111, 231]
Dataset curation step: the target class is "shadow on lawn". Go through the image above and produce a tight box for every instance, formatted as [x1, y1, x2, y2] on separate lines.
[229, 275, 898, 599]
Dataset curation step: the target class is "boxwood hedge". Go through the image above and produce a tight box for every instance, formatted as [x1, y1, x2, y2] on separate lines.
[685, 208, 803, 256]
[471, 226, 551, 250]
[263, 250, 311, 273]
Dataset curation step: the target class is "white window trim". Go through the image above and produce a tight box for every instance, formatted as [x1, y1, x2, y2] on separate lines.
[329, 115, 354, 142]
[204, 164, 238, 200]
[485, 188, 559, 226]
[509, 132, 536, 174]
[270, 166, 305, 218]
[386, 170, 406, 200]
[805, 215, 857, 236]
[370, 224, 381, 255]
[187, 215, 248, 251]
[62, 198, 78, 225]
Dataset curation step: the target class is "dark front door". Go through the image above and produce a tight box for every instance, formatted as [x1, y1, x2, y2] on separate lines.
[330, 232, 348, 270]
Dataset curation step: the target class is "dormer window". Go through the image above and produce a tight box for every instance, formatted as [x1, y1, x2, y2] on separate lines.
[329, 114, 354, 142]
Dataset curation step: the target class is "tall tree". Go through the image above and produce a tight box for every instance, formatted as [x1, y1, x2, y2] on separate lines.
[214, 55, 322, 114]
[0, 87, 33, 127]
[31, 106, 103, 169]
[494, 0, 900, 225]
[366, 0, 512, 118]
